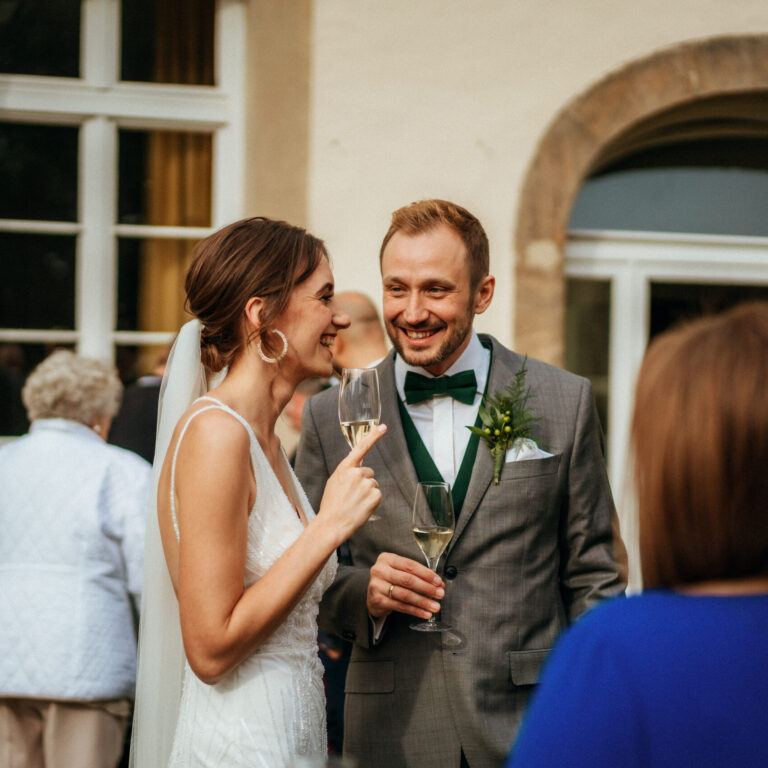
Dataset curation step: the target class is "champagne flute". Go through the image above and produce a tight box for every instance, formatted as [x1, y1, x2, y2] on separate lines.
[338, 367, 381, 520]
[410, 481, 454, 632]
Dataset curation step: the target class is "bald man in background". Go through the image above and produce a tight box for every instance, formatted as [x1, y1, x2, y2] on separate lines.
[332, 291, 389, 373]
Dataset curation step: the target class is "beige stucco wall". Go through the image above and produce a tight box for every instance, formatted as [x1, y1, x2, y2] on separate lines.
[302, 0, 768, 348]
[244, 0, 312, 226]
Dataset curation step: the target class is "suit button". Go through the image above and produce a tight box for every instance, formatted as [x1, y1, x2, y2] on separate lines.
[341, 630, 356, 641]
[445, 565, 458, 579]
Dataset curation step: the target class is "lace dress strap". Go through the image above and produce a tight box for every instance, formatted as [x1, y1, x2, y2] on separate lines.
[169, 397, 255, 540]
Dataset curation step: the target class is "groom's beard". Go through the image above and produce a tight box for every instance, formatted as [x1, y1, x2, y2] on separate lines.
[386, 305, 474, 371]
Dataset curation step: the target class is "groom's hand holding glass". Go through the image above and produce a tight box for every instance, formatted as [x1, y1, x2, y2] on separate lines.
[366, 528, 446, 623]
[367, 482, 453, 627]
[367, 552, 445, 623]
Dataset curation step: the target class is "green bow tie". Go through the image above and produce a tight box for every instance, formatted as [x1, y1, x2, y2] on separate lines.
[403, 370, 478, 405]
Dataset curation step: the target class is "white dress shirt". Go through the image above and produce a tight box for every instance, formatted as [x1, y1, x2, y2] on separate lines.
[369, 333, 491, 643]
[0, 419, 151, 700]
[394, 331, 490, 485]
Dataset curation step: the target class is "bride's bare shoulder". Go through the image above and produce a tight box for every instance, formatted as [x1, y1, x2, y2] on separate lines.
[169, 402, 251, 465]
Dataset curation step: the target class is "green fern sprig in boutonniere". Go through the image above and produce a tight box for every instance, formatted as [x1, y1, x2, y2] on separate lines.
[468, 356, 540, 484]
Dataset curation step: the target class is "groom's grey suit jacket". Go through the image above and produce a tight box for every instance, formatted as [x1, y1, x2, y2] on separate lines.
[295, 335, 626, 768]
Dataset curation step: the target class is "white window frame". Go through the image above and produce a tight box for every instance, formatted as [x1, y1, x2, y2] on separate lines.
[0, 0, 246, 360]
[566, 228, 768, 589]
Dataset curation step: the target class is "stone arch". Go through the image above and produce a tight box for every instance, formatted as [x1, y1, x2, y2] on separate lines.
[514, 34, 768, 366]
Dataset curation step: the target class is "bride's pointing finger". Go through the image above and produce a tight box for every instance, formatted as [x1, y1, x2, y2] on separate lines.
[342, 423, 387, 467]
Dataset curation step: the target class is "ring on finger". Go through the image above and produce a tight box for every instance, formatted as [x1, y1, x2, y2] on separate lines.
[388, 584, 394, 599]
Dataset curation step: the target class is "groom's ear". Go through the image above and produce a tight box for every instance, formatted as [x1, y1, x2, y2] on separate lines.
[244, 296, 265, 331]
[473, 275, 495, 315]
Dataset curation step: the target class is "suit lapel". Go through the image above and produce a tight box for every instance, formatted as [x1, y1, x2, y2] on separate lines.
[449, 337, 525, 548]
[371, 353, 419, 507]
[373, 340, 527, 547]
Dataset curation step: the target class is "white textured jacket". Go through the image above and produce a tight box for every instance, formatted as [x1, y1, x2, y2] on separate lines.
[0, 419, 151, 700]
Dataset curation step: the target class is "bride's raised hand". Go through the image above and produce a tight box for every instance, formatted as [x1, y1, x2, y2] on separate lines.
[317, 424, 387, 540]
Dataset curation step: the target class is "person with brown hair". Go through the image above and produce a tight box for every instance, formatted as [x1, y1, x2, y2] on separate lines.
[507, 302, 768, 767]
[296, 199, 626, 767]
[129, 217, 386, 767]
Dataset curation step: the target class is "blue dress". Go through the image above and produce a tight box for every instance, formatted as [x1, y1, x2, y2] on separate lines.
[506, 590, 768, 767]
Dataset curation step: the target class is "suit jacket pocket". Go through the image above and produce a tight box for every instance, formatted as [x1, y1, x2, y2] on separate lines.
[497, 453, 561, 481]
[345, 660, 395, 694]
[507, 649, 551, 687]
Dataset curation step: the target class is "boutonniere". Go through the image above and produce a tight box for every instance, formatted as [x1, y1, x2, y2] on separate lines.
[467, 356, 540, 484]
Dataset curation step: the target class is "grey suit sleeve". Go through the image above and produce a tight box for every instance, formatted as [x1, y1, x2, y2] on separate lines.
[294, 397, 376, 649]
[559, 378, 627, 621]
[294, 397, 331, 514]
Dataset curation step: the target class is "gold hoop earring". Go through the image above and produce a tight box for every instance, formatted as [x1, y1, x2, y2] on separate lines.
[256, 329, 288, 364]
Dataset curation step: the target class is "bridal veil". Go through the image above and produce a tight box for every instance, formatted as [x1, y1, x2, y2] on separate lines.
[129, 319, 209, 767]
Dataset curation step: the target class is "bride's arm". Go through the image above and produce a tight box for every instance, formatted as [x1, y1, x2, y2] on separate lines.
[173, 411, 385, 684]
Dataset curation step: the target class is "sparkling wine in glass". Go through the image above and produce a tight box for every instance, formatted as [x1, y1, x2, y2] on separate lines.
[410, 481, 454, 632]
[338, 367, 381, 520]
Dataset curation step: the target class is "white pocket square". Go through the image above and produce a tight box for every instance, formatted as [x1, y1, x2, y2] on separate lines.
[505, 437, 553, 463]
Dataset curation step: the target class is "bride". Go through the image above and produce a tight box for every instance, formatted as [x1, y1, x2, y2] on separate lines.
[129, 217, 385, 767]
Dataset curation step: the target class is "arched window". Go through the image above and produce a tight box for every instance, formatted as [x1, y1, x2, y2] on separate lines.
[566, 130, 768, 588]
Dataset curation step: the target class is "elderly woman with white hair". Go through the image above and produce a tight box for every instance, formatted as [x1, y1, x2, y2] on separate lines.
[0, 350, 151, 768]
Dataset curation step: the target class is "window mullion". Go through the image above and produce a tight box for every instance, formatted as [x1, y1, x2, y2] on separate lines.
[608, 265, 647, 592]
[81, 0, 119, 86]
[77, 116, 117, 361]
[211, 0, 247, 226]
[607, 264, 647, 491]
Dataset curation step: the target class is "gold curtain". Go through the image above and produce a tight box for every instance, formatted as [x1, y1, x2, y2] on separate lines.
[137, 0, 214, 373]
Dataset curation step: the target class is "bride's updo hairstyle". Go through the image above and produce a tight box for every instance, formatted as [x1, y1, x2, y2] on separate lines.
[185, 217, 327, 372]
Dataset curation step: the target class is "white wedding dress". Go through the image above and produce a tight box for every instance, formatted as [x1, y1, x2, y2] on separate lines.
[166, 397, 336, 767]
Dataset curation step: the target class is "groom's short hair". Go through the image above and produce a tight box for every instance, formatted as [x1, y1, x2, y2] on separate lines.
[379, 199, 490, 292]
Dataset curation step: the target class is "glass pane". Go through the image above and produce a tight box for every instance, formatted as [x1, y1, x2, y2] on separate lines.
[650, 283, 768, 341]
[117, 237, 197, 332]
[0, 0, 80, 77]
[566, 278, 610, 438]
[0, 122, 78, 221]
[118, 129, 212, 226]
[121, 0, 214, 85]
[570, 138, 768, 237]
[0, 233, 76, 328]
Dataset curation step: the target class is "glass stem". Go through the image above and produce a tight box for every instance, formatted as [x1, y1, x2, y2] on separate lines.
[427, 561, 441, 624]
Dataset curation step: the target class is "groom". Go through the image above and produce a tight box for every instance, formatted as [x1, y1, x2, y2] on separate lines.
[295, 199, 626, 768]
